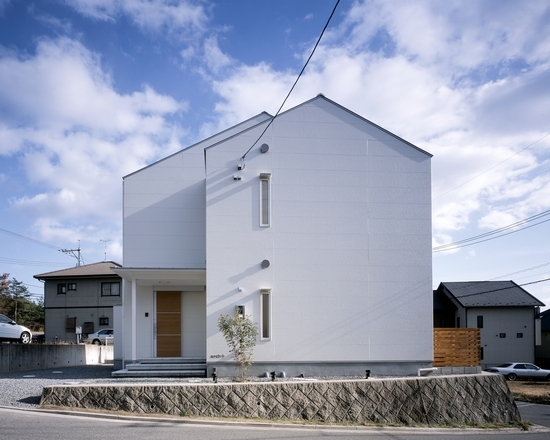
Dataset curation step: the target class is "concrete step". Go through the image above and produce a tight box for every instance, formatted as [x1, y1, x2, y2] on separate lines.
[112, 369, 206, 378]
[126, 363, 206, 371]
[138, 357, 206, 365]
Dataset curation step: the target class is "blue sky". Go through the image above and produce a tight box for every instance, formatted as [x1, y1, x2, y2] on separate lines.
[1, 0, 549, 309]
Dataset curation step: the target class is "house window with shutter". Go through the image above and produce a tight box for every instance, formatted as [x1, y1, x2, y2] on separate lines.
[66, 317, 76, 331]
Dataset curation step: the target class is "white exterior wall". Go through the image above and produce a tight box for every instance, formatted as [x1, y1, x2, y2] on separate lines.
[123, 113, 271, 269]
[120, 115, 269, 362]
[205, 98, 433, 366]
[123, 148, 206, 269]
[467, 307, 537, 367]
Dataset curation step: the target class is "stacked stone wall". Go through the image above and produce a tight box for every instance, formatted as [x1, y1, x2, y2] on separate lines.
[41, 374, 520, 425]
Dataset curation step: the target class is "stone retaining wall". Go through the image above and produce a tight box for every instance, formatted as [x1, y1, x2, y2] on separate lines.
[41, 374, 520, 425]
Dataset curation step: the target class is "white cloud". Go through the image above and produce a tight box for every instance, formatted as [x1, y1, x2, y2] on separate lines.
[204, 63, 295, 135]
[203, 36, 232, 73]
[67, 0, 208, 37]
[0, 37, 186, 242]
[206, 0, 550, 246]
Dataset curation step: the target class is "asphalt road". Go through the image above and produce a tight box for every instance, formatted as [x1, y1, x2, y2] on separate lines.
[1, 365, 549, 438]
[516, 401, 550, 428]
[1, 406, 550, 440]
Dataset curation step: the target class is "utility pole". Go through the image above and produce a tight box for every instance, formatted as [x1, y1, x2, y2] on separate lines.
[100, 239, 112, 261]
[60, 240, 82, 266]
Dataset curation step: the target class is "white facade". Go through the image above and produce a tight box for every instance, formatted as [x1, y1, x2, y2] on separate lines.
[467, 307, 538, 368]
[116, 95, 433, 376]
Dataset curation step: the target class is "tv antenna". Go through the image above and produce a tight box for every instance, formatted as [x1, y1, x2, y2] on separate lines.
[100, 239, 112, 261]
[60, 240, 83, 266]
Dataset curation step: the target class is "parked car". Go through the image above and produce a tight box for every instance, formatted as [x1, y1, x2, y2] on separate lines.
[0, 313, 32, 344]
[32, 333, 45, 344]
[84, 329, 113, 345]
[484, 363, 550, 381]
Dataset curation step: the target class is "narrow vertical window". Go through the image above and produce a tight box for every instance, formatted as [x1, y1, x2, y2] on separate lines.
[260, 289, 271, 340]
[260, 173, 271, 227]
[477, 316, 483, 328]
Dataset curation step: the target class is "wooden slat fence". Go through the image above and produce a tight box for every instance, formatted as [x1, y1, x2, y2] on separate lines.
[433, 328, 480, 367]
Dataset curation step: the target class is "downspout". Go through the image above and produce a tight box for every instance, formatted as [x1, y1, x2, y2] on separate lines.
[131, 278, 137, 362]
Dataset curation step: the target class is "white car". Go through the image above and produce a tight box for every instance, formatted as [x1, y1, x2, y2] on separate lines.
[85, 329, 113, 345]
[0, 313, 32, 344]
[484, 363, 550, 381]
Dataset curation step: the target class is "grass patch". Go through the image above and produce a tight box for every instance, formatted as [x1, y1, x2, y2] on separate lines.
[507, 380, 550, 405]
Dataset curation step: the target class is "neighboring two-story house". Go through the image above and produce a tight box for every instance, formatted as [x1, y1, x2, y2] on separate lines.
[35, 261, 122, 343]
[113, 95, 433, 377]
[434, 281, 544, 368]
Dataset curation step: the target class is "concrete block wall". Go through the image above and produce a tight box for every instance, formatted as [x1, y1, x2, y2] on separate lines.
[41, 374, 520, 426]
[0, 344, 113, 373]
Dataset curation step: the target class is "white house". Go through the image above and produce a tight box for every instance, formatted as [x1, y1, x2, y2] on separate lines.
[434, 281, 544, 369]
[113, 95, 433, 377]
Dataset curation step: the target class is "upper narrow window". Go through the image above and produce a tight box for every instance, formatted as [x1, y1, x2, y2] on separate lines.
[260, 173, 271, 227]
[260, 289, 271, 340]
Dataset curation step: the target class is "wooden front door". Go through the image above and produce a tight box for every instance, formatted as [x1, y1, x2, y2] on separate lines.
[156, 291, 181, 357]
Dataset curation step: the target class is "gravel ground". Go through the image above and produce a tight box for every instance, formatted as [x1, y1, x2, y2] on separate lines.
[0, 365, 369, 410]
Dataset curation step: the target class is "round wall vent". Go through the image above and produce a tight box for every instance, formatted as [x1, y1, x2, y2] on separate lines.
[261, 259, 270, 269]
[260, 143, 269, 153]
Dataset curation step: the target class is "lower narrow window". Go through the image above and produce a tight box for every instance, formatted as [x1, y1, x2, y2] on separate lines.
[260, 289, 271, 340]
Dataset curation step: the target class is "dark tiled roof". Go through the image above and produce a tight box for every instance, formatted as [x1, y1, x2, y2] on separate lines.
[34, 261, 121, 279]
[440, 281, 545, 308]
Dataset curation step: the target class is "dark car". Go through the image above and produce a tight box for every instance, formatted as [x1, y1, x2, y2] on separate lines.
[484, 363, 550, 381]
[0, 313, 32, 344]
[32, 333, 45, 344]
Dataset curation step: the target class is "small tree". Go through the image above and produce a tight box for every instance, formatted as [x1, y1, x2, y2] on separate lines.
[0, 274, 44, 331]
[217, 311, 258, 380]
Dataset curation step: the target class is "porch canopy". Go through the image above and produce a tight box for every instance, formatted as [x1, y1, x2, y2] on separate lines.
[111, 267, 206, 362]
[111, 267, 205, 287]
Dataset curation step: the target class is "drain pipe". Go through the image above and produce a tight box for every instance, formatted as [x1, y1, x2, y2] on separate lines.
[417, 367, 438, 377]
[212, 367, 217, 383]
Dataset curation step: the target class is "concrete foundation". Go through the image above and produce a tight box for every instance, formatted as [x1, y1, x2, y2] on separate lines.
[40, 373, 520, 426]
[0, 344, 113, 373]
[209, 360, 434, 378]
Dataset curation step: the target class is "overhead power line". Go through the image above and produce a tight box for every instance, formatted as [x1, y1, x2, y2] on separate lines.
[0, 227, 60, 250]
[240, 0, 341, 163]
[490, 261, 550, 281]
[433, 133, 550, 201]
[433, 209, 550, 253]
[0, 257, 68, 267]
